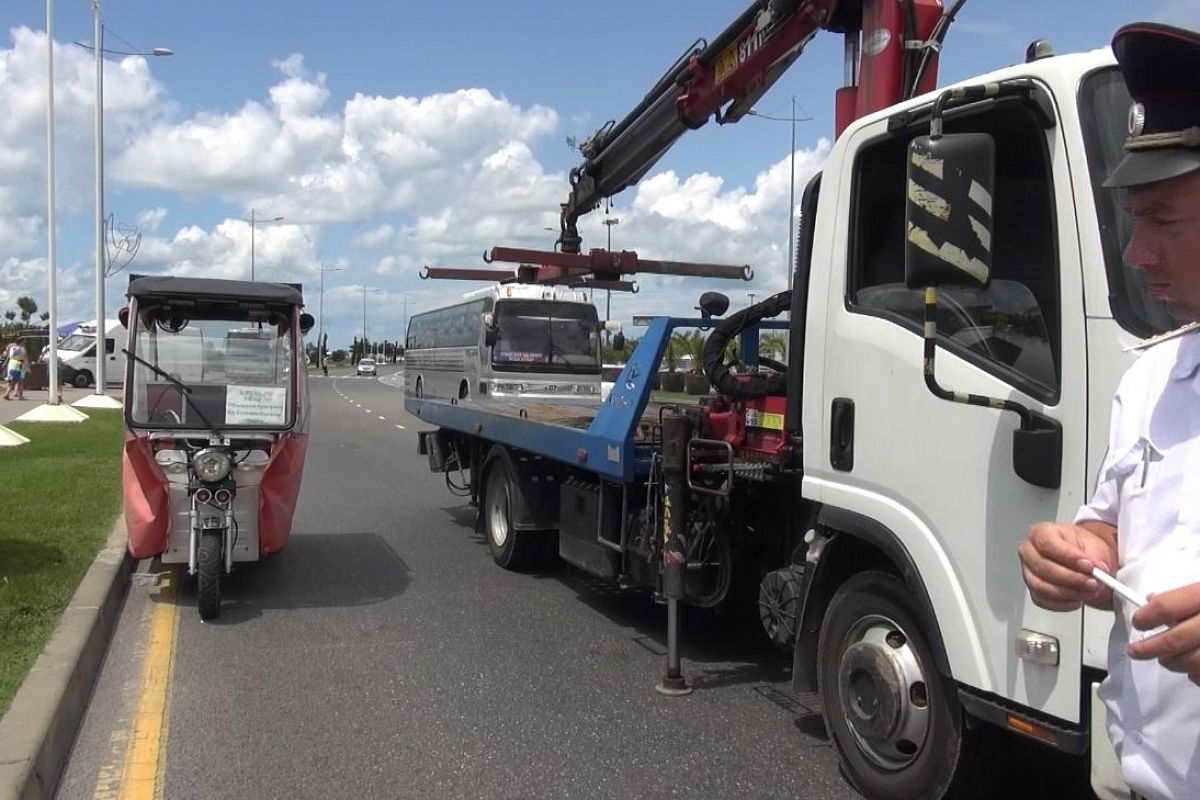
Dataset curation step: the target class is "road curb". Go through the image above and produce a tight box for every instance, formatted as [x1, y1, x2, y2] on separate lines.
[0, 518, 131, 800]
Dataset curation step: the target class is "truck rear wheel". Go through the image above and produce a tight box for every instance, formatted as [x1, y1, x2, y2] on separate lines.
[817, 571, 985, 799]
[483, 459, 540, 570]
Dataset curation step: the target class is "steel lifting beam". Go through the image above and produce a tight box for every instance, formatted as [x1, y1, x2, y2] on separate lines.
[484, 246, 753, 282]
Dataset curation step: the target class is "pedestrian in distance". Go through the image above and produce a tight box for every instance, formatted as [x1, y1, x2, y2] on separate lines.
[1018, 22, 1200, 800]
[2, 337, 27, 400]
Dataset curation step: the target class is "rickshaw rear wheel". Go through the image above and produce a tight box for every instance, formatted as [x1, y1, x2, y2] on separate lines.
[197, 531, 222, 620]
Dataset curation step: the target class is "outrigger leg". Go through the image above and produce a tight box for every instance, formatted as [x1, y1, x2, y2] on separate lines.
[656, 412, 693, 697]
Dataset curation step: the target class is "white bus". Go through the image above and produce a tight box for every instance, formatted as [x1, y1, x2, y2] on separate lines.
[405, 284, 606, 401]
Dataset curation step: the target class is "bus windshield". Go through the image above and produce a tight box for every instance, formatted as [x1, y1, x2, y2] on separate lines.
[492, 300, 600, 374]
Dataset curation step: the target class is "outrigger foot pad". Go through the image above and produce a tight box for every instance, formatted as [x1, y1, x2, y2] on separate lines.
[655, 676, 693, 697]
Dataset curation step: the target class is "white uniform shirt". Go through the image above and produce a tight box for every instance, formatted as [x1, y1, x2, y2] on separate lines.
[1075, 329, 1200, 800]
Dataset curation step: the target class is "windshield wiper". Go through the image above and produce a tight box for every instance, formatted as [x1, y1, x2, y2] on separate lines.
[121, 348, 221, 434]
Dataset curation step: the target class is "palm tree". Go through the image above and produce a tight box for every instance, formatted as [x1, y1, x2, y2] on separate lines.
[682, 330, 706, 373]
[665, 332, 690, 373]
[16, 296, 37, 326]
[760, 333, 788, 361]
[38, 311, 50, 327]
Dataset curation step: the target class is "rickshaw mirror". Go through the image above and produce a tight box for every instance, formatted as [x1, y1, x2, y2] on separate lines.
[155, 311, 189, 333]
[299, 313, 315, 335]
[118, 307, 130, 328]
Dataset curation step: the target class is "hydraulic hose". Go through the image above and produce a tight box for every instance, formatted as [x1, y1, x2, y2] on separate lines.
[702, 289, 791, 398]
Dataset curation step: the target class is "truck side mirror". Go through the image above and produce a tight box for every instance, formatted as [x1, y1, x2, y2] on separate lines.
[904, 127, 1060, 489]
[299, 313, 315, 335]
[904, 132, 995, 290]
[483, 312, 498, 347]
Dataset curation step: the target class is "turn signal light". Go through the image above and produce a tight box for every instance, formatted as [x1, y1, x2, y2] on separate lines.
[194, 488, 213, 504]
[214, 488, 233, 505]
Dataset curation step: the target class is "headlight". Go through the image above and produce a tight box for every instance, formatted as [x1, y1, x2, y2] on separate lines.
[193, 448, 233, 483]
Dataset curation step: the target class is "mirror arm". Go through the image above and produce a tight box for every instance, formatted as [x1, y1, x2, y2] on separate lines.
[920, 287, 1061, 489]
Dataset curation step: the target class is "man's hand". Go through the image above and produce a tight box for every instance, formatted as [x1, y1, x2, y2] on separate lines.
[1019, 521, 1119, 611]
[1129, 583, 1200, 686]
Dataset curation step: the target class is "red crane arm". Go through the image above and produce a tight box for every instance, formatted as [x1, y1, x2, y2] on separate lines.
[556, 0, 947, 254]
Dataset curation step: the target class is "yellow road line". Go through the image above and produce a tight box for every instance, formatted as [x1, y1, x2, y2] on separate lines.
[95, 569, 180, 800]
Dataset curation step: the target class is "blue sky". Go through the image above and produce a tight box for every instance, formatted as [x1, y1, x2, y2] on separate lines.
[3, 0, 1199, 349]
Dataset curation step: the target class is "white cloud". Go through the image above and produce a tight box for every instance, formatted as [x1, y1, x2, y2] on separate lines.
[352, 223, 395, 249]
[135, 207, 168, 233]
[0, 27, 829, 343]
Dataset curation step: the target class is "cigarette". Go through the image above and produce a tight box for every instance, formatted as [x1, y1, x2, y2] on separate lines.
[1091, 567, 1149, 609]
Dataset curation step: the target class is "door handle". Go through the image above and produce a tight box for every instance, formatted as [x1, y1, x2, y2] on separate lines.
[830, 397, 855, 472]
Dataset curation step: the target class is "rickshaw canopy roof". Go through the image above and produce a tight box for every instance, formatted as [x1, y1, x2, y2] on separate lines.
[126, 274, 304, 307]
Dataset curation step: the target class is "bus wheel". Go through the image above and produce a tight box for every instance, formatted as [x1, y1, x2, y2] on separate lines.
[483, 459, 539, 570]
[817, 571, 985, 800]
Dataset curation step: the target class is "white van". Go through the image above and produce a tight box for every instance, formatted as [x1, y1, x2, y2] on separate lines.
[56, 319, 125, 387]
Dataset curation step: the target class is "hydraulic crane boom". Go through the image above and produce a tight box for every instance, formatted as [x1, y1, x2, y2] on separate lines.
[557, 0, 955, 253]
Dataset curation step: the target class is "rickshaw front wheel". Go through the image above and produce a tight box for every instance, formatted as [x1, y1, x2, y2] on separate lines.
[197, 531, 222, 620]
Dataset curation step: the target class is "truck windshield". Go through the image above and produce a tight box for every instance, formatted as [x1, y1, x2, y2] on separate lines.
[1079, 66, 1187, 337]
[126, 314, 295, 429]
[492, 300, 601, 373]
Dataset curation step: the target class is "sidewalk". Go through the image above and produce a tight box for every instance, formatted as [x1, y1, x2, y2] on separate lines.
[0, 385, 131, 799]
[0, 385, 122, 428]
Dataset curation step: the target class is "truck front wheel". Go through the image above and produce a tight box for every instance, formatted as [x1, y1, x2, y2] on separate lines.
[817, 571, 985, 799]
[483, 459, 540, 570]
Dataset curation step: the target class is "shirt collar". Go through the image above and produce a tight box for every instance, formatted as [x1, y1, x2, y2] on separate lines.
[1170, 329, 1200, 382]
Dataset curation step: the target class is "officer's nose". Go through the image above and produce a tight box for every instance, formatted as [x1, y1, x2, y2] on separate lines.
[1123, 221, 1163, 274]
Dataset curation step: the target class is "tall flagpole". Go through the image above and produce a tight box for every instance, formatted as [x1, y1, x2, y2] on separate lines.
[25, 2, 86, 422]
[46, 0, 60, 404]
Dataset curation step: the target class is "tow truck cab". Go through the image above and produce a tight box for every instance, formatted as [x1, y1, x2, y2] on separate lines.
[785, 46, 1161, 799]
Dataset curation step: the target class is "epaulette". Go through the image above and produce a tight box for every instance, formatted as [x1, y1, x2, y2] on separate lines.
[1124, 321, 1200, 352]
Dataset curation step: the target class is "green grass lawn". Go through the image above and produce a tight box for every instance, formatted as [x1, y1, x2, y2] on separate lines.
[0, 410, 124, 715]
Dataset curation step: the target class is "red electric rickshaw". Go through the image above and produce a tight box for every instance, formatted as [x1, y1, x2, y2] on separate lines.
[120, 275, 314, 619]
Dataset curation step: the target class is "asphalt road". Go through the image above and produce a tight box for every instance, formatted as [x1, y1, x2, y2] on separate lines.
[54, 368, 1094, 800]
[52, 368, 854, 800]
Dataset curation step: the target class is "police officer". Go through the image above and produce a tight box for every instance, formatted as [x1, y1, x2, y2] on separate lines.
[1018, 22, 1200, 800]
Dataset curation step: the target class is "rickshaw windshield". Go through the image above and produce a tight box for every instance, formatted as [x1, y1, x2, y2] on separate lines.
[126, 308, 297, 430]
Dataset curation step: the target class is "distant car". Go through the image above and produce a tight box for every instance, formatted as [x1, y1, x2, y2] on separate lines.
[356, 358, 377, 376]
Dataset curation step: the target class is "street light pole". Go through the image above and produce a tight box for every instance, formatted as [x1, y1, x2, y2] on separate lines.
[787, 95, 797, 294]
[248, 208, 284, 281]
[75, 9, 170, 407]
[398, 293, 413, 355]
[602, 216, 619, 339]
[317, 264, 340, 370]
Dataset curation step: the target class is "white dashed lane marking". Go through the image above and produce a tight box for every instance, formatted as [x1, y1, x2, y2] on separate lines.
[331, 379, 408, 434]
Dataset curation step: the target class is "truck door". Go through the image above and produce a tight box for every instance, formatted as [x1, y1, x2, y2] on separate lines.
[809, 94, 1089, 723]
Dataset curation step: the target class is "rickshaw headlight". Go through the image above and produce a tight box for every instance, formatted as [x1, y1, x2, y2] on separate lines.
[193, 448, 232, 483]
